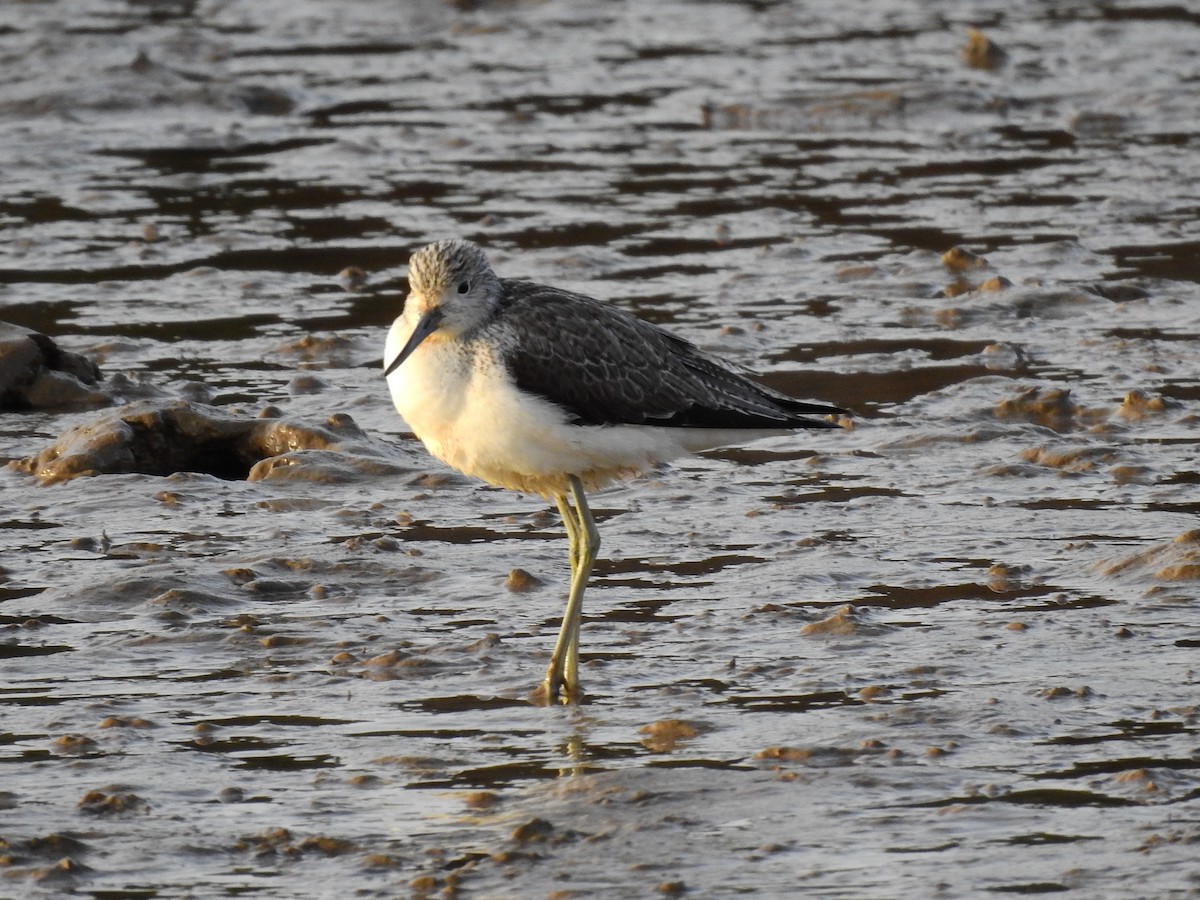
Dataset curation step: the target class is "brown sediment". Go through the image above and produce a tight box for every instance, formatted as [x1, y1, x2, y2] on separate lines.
[995, 386, 1106, 431]
[960, 27, 1008, 70]
[1117, 389, 1169, 421]
[0, 321, 105, 409]
[8, 400, 401, 485]
[800, 604, 860, 635]
[78, 790, 149, 815]
[505, 567, 544, 592]
[1018, 445, 1117, 473]
[639, 719, 702, 753]
[1101, 530, 1200, 582]
[941, 246, 988, 272]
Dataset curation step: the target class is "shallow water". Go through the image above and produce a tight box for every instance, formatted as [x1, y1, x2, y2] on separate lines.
[3, 0, 1200, 897]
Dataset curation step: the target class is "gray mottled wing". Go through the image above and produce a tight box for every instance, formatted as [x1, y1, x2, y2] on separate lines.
[487, 279, 844, 429]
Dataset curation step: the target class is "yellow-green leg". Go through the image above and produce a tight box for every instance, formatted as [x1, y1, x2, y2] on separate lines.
[538, 475, 600, 704]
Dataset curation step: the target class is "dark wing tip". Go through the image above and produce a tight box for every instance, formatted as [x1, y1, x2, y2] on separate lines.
[779, 399, 851, 427]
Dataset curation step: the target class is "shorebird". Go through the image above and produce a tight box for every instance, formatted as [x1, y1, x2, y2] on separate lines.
[384, 239, 845, 704]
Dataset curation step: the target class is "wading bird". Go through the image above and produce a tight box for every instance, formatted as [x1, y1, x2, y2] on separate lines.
[384, 239, 844, 703]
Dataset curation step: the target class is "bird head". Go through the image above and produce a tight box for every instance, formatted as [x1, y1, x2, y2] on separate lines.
[384, 239, 500, 375]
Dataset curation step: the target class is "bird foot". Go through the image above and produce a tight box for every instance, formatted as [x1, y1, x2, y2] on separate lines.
[531, 672, 581, 706]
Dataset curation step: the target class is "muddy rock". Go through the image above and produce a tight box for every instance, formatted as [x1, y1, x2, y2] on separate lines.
[8, 400, 398, 485]
[0, 321, 106, 409]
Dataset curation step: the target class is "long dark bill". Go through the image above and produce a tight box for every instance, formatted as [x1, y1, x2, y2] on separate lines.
[384, 307, 444, 377]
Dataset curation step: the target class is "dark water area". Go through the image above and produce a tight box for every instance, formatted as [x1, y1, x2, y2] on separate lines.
[2, 0, 1200, 896]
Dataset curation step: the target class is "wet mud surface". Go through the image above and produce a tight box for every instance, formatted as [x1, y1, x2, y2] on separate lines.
[2, 0, 1200, 897]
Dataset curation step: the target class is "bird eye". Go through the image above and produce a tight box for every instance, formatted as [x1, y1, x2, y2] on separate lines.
[457, 281, 470, 294]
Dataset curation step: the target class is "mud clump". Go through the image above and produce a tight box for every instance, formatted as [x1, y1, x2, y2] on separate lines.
[800, 604, 861, 635]
[960, 27, 1008, 70]
[8, 399, 397, 485]
[1100, 530, 1200, 583]
[510, 817, 557, 844]
[248, 449, 408, 484]
[995, 386, 1102, 431]
[0, 321, 106, 409]
[233, 827, 355, 858]
[1117, 389, 1170, 421]
[757, 746, 815, 762]
[78, 790, 150, 816]
[1019, 445, 1117, 473]
[505, 568, 544, 592]
[941, 246, 989, 272]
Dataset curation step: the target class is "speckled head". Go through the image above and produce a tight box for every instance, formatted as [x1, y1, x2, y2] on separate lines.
[385, 239, 501, 376]
[406, 239, 500, 316]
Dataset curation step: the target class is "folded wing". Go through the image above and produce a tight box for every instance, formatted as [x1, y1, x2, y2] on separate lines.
[491, 280, 845, 430]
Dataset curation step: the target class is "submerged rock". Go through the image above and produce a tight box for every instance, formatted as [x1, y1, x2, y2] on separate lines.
[9, 399, 403, 485]
[0, 321, 106, 409]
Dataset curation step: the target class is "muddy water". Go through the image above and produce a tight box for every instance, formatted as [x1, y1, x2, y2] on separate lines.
[3, 0, 1200, 896]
